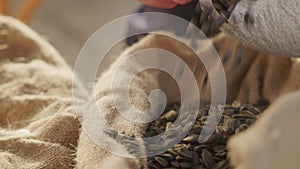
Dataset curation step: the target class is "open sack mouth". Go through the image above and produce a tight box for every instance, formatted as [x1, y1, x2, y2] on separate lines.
[107, 101, 269, 169]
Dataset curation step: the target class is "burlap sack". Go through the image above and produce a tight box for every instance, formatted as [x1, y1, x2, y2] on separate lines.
[228, 90, 300, 169]
[0, 16, 79, 169]
[1, 15, 299, 169]
[0, 15, 147, 169]
[221, 0, 300, 57]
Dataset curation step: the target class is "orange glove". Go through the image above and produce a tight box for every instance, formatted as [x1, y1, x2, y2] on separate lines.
[138, 0, 192, 9]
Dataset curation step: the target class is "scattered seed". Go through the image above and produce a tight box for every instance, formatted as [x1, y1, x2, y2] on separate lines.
[183, 135, 199, 143]
[171, 161, 180, 168]
[178, 148, 194, 159]
[212, 160, 228, 169]
[192, 165, 206, 169]
[159, 153, 174, 161]
[205, 132, 223, 144]
[202, 149, 216, 168]
[180, 162, 195, 168]
[176, 155, 192, 162]
[154, 156, 169, 167]
[165, 110, 178, 122]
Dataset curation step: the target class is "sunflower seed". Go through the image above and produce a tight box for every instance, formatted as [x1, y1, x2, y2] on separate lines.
[159, 153, 174, 161]
[223, 109, 235, 116]
[232, 114, 255, 120]
[191, 165, 206, 169]
[168, 149, 179, 156]
[165, 110, 178, 121]
[246, 119, 255, 125]
[178, 148, 194, 159]
[213, 145, 226, 152]
[154, 156, 169, 167]
[232, 100, 242, 108]
[186, 144, 195, 151]
[166, 122, 173, 130]
[183, 135, 199, 143]
[176, 155, 192, 162]
[212, 160, 228, 169]
[171, 161, 180, 168]
[179, 162, 194, 168]
[204, 132, 223, 144]
[202, 149, 216, 168]
[240, 110, 256, 118]
[194, 145, 210, 153]
[191, 124, 202, 133]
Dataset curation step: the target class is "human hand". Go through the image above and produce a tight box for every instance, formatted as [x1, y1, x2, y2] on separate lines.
[138, 0, 192, 9]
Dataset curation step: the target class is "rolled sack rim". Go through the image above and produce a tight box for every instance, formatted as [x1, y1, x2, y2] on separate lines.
[220, 0, 300, 57]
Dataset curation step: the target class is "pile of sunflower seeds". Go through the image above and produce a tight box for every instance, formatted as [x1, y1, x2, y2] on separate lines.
[144, 101, 268, 169]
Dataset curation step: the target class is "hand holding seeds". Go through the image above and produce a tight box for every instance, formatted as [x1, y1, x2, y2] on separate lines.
[138, 0, 300, 57]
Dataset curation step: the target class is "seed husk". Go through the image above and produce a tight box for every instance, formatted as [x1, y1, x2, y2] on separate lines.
[213, 145, 226, 152]
[178, 148, 194, 159]
[223, 109, 235, 116]
[168, 149, 179, 156]
[183, 135, 199, 143]
[166, 122, 173, 130]
[171, 161, 180, 168]
[203, 132, 223, 144]
[186, 144, 195, 151]
[159, 153, 175, 161]
[232, 114, 255, 120]
[191, 165, 206, 169]
[179, 162, 195, 168]
[154, 156, 169, 167]
[194, 145, 210, 153]
[202, 149, 216, 168]
[240, 110, 256, 117]
[176, 155, 192, 162]
[165, 110, 178, 121]
[191, 125, 203, 134]
[212, 160, 228, 169]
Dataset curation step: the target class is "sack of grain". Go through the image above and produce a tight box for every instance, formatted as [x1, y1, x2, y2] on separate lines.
[0, 16, 79, 169]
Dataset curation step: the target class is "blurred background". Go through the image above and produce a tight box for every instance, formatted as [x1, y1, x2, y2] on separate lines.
[11, 0, 140, 67]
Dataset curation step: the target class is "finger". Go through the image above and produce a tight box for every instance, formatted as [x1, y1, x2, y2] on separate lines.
[171, 0, 192, 5]
[138, 0, 177, 9]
